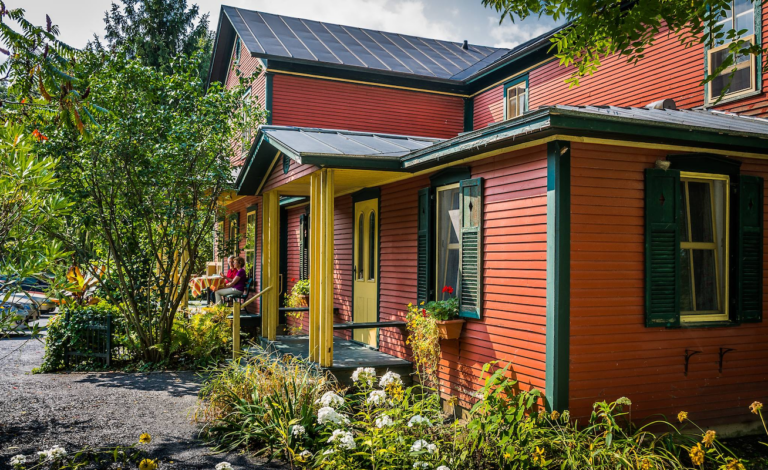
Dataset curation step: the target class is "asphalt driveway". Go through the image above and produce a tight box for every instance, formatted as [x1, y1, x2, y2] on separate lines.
[0, 335, 281, 469]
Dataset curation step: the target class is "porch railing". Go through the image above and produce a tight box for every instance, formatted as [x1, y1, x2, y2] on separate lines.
[232, 286, 271, 359]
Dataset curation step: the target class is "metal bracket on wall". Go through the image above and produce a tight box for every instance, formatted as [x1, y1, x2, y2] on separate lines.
[719, 347, 735, 374]
[684, 349, 702, 376]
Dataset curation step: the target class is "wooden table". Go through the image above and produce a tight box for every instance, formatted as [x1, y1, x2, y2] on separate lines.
[188, 275, 227, 297]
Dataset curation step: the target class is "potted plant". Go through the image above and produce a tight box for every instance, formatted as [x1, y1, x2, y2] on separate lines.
[426, 286, 464, 340]
[285, 278, 309, 307]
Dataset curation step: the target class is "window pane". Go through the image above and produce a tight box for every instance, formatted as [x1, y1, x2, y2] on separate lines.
[357, 213, 364, 280]
[688, 182, 714, 242]
[368, 212, 376, 280]
[735, 10, 754, 37]
[508, 90, 518, 118]
[680, 248, 694, 311]
[692, 249, 719, 311]
[436, 187, 460, 300]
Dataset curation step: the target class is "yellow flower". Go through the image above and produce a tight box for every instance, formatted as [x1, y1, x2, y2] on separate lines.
[749, 401, 763, 414]
[531, 446, 546, 466]
[139, 459, 158, 470]
[677, 411, 688, 423]
[420, 301, 425, 305]
[725, 458, 746, 470]
[702, 429, 716, 448]
[550, 410, 560, 421]
[689, 444, 705, 466]
[503, 452, 511, 460]
[639, 459, 652, 470]
[139, 433, 152, 444]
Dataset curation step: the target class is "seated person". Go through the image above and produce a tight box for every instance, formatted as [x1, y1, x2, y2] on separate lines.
[215, 256, 247, 304]
[207, 256, 236, 305]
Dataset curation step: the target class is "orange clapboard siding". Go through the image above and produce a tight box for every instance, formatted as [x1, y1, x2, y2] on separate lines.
[569, 141, 768, 428]
[333, 195, 353, 340]
[271, 73, 464, 138]
[376, 145, 548, 407]
[261, 155, 318, 194]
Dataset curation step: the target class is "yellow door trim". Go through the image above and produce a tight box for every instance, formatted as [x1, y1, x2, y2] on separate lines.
[353, 198, 379, 347]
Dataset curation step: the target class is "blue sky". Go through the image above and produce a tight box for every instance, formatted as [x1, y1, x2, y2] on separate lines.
[15, 0, 558, 51]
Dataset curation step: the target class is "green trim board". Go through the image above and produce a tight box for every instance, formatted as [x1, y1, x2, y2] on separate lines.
[264, 69, 273, 125]
[430, 166, 471, 187]
[545, 140, 570, 412]
[463, 97, 474, 132]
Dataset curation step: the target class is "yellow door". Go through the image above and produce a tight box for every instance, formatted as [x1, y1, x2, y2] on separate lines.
[353, 199, 378, 346]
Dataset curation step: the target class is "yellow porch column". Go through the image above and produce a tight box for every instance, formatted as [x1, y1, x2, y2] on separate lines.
[309, 169, 335, 366]
[262, 190, 280, 341]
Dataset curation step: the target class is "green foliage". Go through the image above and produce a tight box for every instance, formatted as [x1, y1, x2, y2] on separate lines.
[8, 434, 158, 469]
[169, 306, 231, 368]
[98, 0, 213, 76]
[291, 279, 310, 296]
[406, 302, 441, 387]
[37, 301, 125, 373]
[53, 51, 265, 362]
[482, 0, 766, 100]
[0, 122, 70, 337]
[197, 351, 333, 458]
[425, 296, 459, 321]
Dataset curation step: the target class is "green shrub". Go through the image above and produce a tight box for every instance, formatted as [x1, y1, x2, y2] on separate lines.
[169, 306, 232, 368]
[37, 302, 130, 372]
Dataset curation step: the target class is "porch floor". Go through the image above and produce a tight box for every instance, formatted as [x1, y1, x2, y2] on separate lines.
[254, 335, 413, 386]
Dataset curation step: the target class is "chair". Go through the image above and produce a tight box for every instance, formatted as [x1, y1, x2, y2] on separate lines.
[224, 277, 252, 306]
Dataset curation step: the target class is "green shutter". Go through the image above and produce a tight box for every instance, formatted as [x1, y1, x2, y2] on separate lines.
[299, 214, 308, 280]
[645, 168, 681, 328]
[459, 178, 483, 319]
[738, 175, 763, 323]
[417, 187, 433, 304]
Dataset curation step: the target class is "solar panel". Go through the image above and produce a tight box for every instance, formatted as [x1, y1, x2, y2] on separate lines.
[222, 6, 511, 81]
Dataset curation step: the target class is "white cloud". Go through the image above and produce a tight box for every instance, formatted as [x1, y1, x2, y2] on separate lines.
[486, 16, 554, 49]
[218, 0, 458, 42]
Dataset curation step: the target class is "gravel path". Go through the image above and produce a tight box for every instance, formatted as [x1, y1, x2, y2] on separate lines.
[0, 335, 283, 470]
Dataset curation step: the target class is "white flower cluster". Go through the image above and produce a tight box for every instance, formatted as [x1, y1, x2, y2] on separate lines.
[367, 390, 387, 406]
[11, 445, 68, 467]
[351, 367, 376, 386]
[437, 466, 451, 470]
[407, 415, 432, 427]
[10, 455, 26, 467]
[292, 425, 306, 437]
[215, 462, 233, 470]
[379, 371, 402, 388]
[317, 406, 349, 426]
[299, 450, 312, 460]
[375, 414, 393, 428]
[315, 391, 344, 408]
[328, 429, 356, 450]
[413, 462, 429, 469]
[410, 439, 437, 454]
[616, 396, 632, 406]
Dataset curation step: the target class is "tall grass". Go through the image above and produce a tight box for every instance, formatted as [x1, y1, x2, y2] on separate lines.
[196, 350, 334, 459]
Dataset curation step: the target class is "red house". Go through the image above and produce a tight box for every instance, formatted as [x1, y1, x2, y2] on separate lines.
[208, 5, 768, 433]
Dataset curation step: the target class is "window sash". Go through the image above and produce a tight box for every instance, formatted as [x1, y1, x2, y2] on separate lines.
[505, 82, 527, 120]
[245, 210, 257, 277]
[707, 35, 757, 102]
[679, 172, 730, 323]
[435, 183, 460, 300]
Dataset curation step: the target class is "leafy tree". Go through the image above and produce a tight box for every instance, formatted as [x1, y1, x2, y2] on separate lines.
[0, 2, 98, 133]
[100, 0, 213, 76]
[483, 0, 766, 95]
[0, 123, 71, 337]
[54, 51, 264, 361]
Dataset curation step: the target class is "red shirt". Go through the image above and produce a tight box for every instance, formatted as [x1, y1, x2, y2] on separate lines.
[225, 268, 237, 280]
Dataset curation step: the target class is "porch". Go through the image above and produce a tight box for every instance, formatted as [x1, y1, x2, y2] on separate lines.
[256, 335, 413, 386]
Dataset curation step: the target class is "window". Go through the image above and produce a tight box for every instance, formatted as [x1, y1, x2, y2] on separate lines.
[235, 38, 241, 63]
[299, 214, 309, 280]
[504, 77, 528, 120]
[217, 220, 225, 272]
[645, 164, 763, 327]
[229, 214, 239, 256]
[436, 184, 461, 300]
[357, 213, 365, 280]
[679, 173, 729, 322]
[707, 0, 757, 101]
[417, 174, 483, 318]
[241, 88, 252, 153]
[245, 208, 257, 278]
[368, 211, 376, 281]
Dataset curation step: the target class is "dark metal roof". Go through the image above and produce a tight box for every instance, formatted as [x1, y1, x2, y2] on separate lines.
[261, 125, 443, 159]
[402, 105, 768, 169]
[221, 5, 509, 81]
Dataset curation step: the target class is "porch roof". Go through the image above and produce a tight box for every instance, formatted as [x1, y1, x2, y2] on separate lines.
[236, 125, 442, 194]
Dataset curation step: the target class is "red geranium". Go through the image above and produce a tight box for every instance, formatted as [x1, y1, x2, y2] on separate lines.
[442, 285, 454, 295]
[291, 278, 296, 282]
[421, 308, 427, 318]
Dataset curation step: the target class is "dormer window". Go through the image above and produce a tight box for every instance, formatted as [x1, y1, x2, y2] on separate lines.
[504, 76, 528, 120]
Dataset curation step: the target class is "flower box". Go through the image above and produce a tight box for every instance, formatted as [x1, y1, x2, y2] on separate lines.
[297, 294, 309, 307]
[436, 319, 464, 340]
